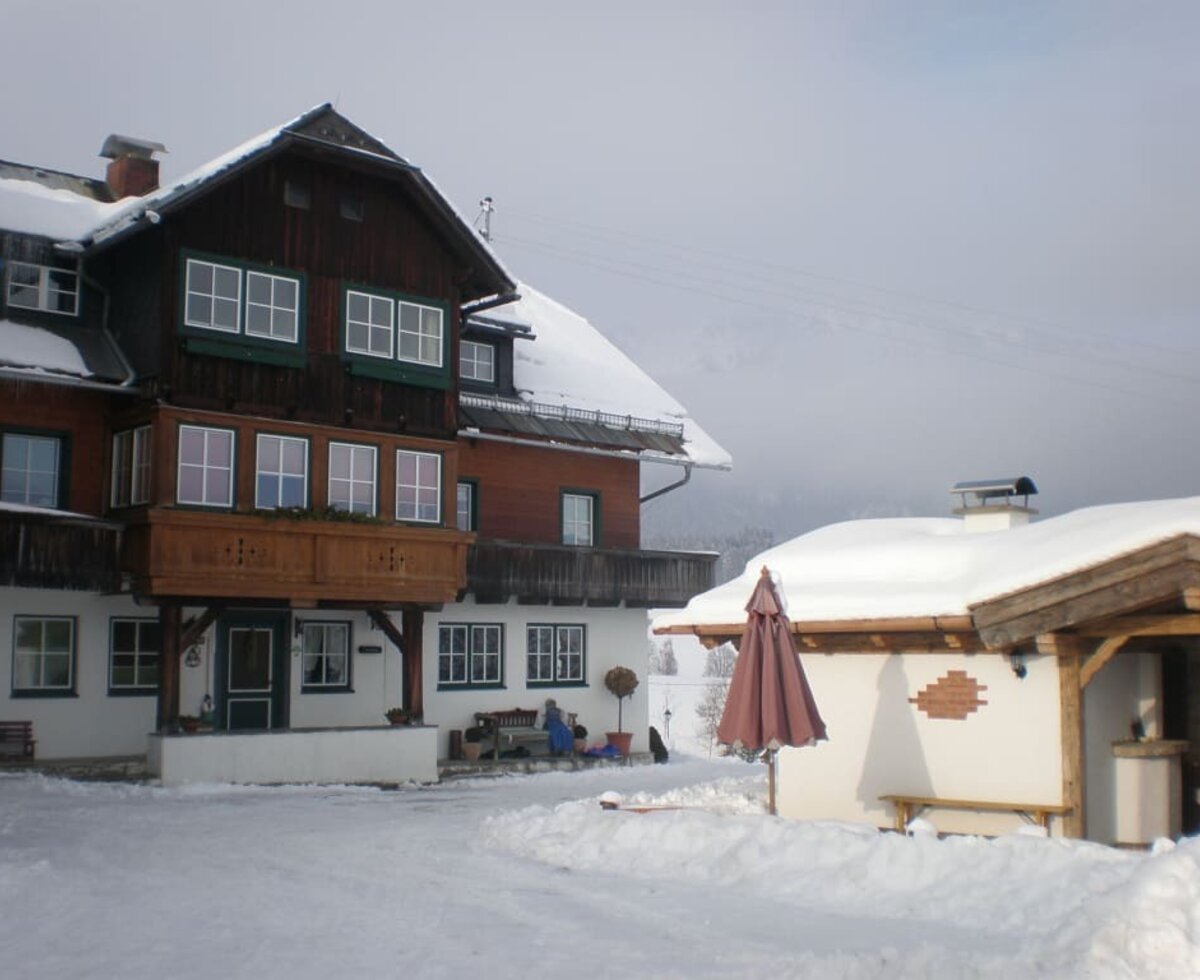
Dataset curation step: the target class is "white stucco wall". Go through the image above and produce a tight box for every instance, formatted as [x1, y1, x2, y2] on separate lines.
[421, 597, 650, 758]
[1084, 652, 1146, 845]
[0, 587, 157, 758]
[776, 651, 1064, 836]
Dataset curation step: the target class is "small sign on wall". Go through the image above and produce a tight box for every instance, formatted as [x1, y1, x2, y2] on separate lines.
[357, 645, 384, 655]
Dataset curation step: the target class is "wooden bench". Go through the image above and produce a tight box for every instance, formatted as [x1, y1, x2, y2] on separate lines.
[474, 708, 577, 761]
[879, 794, 1071, 834]
[475, 709, 542, 761]
[0, 721, 36, 762]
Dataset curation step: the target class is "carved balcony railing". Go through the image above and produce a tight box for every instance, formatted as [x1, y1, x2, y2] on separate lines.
[467, 539, 718, 607]
[122, 508, 472, 604]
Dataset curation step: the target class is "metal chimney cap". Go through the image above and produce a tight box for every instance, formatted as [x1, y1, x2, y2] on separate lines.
[949, 477, 1037, 499]
[99, 134, 167, 160]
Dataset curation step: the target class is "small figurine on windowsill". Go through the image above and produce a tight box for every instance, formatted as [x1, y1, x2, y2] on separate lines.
[1131, 718, 1145, 742]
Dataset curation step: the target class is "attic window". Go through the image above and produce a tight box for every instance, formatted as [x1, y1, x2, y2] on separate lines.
[339, 193, 364, 222]
[6, 262, 79, 317]
[284, 180, 311, 210]
[460, 340, 495, 383]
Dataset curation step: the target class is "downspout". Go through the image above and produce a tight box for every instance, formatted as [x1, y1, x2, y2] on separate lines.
[72, 256, 139, 388]
[640, 463, 692, 504]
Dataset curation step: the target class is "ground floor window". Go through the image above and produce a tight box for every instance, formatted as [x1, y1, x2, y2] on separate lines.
[108, 618, 160, 693]
[301, 622, 350, 690]
[12, 616, 75, 694]
[438, 624, 503, 687]
[526, 624, 585, 686]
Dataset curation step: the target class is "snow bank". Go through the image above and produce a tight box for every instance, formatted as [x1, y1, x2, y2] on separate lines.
[484, 785, 1200, 975]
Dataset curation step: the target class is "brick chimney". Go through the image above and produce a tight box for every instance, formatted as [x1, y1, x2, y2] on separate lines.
[99, 134, 166, 198]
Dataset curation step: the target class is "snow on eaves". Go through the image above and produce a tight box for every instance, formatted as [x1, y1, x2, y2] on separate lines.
[0, 320, 92, 377]
[654, 495, 1200, 628]
[496, 282, 731, 470]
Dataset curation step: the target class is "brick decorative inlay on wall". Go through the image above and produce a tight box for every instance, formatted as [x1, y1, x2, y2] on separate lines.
[909, 670, 988, 720]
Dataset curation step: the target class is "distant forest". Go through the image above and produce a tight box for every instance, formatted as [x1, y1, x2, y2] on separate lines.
[642, 524, 777, 586]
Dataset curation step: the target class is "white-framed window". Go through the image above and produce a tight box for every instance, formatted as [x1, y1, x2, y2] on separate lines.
[109, 618, 160, 692]
[395, 449, 441, 523]
[456, 481, 475, 532]
[245, 271, 299, 343]
[1, 432, 61, 508]
[301, 622, 350, 690]
[255, 434, 308, 509]
[345, 290, 394, 359]
[177, 425, 234, 507]
[184, 258, 242, 334]
[328, 442, 376, 515]
[184, 257, 301, 344]
[12, 616, 75, 693]
[111, 425, 151, 508]
[398, 301, 443, 367]
[526, 625, 585, 685]
[460, 340, 495, 383]
[562, 492, 595, 546]
[6, 262, 79, 316]
[438, 624, 502, 686]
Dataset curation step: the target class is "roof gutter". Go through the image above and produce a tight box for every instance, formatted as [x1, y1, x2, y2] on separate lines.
[460, 428, 717, 469]
[462, 290, 523, 317]
[640, 463, 692, 504]
[0, 367, 142, 395]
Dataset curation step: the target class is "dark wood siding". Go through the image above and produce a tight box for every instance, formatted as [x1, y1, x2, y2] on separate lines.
[97, 149, 467, 438]
[458, 438, 640, 549]
[0, 379, 109, 515]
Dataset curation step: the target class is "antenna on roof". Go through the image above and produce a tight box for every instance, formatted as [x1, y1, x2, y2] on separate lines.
[473, 196, 495, 242]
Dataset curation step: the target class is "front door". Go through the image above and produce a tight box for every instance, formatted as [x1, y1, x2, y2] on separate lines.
[216, 613, 288, 730]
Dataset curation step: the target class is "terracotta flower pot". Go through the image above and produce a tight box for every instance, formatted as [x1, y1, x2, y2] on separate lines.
[462, 742, 483, 762]
[606, 731, 633, 756]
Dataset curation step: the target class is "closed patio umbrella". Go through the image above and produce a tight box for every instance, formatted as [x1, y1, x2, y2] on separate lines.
[718, 566, 827, 814]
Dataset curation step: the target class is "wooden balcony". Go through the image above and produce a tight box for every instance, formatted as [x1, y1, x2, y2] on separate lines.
[0, 509, 123, 592]
[122, 508, 472, 604]
[467, 539, 718, 607]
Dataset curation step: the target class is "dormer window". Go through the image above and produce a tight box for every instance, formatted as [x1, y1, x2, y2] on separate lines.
[6, 262, 79, 316]
[460, 340, 495, 383]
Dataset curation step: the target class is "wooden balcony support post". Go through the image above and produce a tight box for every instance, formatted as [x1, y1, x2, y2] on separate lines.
[157, 604, 182, 732]
[367, 608, 424, 719]
[403, 608, 425, 720]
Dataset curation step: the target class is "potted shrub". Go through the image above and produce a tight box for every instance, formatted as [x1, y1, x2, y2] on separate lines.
[572, 723, 589, 755]
[385, 707, 410, 726]
[178, 715, 203, 734]
[604, 666, 639, 755]
[462, 726, 485, 762]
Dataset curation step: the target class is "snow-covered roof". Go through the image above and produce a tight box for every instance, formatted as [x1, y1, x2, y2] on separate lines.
[0, 177, 114, 240]
[654, 495, 1200, 629]
[471, 283, 731, 469]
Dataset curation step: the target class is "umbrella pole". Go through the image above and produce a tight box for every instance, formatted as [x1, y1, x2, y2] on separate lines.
[766, 748, 777, 815]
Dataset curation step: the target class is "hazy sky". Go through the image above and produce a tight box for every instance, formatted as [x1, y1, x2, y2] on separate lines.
[6, 1, 1200, 541]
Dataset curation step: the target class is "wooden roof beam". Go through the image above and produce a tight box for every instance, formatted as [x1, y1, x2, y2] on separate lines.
[1072, 613, 1200, 637]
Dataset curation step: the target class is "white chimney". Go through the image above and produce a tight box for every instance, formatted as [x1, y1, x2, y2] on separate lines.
[950, 477, 1038, 532]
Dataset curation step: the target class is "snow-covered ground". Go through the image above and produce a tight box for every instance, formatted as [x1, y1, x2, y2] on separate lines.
[3, 720, 1199, 978]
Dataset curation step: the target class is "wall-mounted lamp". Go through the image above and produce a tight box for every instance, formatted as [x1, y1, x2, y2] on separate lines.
[1009, 651, 1027, 680]
[184, 645, 202, 668]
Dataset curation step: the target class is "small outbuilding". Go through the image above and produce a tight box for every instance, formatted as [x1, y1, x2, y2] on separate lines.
[655, 484, 1200, 844]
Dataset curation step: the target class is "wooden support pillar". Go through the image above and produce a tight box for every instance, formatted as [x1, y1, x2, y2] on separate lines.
[368, 608, 424, 719]
[158, 604, 182, 732]
[403, 608, 424, 720]
[1040, 633, 1087, 839]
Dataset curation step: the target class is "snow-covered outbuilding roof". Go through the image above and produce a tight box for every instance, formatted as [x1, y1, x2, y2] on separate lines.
[654, 496, 1200, 631]
[0, 320, 132, 386]
[460, 283, 731, 470]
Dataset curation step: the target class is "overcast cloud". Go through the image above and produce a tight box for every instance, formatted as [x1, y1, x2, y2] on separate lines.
[5, 1, 1199, 543]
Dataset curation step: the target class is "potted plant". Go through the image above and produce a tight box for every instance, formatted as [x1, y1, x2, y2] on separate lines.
[462, 726, 485, 762]
[604, 666, 639, 755]
[573, 723, 589, 755]
[385, 707, 410, 726]
[178, 715, 203, 734]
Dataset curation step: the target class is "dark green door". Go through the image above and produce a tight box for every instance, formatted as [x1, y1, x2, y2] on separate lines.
[216, 613, 288, 730]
